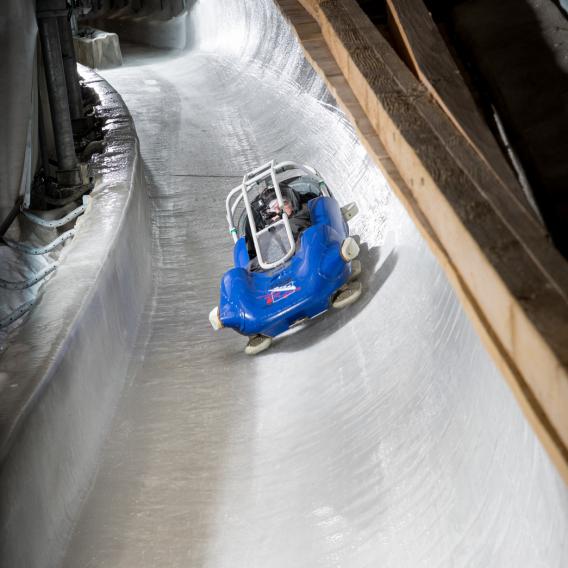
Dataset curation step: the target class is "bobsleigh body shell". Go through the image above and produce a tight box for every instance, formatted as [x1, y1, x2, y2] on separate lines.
[218, 197, 352, 337]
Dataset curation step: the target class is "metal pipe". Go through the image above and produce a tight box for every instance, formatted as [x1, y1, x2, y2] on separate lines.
[0, 196, 24, 237]
[37, 89, 51, 177]
[57, 14, 83, 121]
[37, 15, 79, 182]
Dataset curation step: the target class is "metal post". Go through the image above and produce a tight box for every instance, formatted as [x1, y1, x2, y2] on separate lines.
[37, 90, 51, 177]
[58, 14, 83, 121]
[0, 197, 23, 237]
[37, 10, 80, 186]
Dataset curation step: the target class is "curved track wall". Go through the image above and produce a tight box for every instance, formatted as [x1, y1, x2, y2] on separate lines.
[52, 0, 568, 565]
[0, 70, 152, 568]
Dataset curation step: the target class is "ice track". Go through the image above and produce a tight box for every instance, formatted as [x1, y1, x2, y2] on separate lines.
[63, 1, 568, 566]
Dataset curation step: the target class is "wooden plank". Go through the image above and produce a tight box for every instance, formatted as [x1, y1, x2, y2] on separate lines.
[275, 0, 568, 483]
[385, 0, 537, 220]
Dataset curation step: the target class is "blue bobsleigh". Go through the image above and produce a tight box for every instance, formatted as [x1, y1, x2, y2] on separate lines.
[209, 161, 362, 354]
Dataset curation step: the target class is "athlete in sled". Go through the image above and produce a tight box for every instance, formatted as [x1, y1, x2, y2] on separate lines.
[209, 160, 362, 355]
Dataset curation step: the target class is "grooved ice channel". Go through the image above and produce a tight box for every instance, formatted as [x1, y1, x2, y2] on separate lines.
[64, 1, 568, 566]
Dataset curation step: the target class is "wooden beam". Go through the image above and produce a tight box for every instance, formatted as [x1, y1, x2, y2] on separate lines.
[275, 0, 568, 483]
[385, 0, 538, 221]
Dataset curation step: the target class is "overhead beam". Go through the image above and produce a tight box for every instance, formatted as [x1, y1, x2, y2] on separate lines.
[384, 0, 539, 221]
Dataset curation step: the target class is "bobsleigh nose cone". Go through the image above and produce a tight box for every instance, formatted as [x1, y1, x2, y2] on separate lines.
[209, 306, 223, 330]
[341, 236, 360, 261]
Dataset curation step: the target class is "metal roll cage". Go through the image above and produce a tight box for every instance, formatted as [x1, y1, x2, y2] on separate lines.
[225, 161, 330, 270]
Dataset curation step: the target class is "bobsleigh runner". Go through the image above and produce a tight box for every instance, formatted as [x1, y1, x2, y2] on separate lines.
[209, 160, 362, 355]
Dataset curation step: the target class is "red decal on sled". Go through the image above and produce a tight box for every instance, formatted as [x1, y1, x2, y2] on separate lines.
[261, 282, 300, 305]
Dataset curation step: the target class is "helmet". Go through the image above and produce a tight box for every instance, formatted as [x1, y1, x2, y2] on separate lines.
[257, 185, 299, 223]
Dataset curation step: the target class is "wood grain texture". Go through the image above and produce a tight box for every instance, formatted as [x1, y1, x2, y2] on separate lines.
[276, 0, 568, 483]
[385, 0, 537, 219]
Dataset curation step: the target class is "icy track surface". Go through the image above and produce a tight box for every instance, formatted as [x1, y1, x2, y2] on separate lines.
[64, 1, 568, 566]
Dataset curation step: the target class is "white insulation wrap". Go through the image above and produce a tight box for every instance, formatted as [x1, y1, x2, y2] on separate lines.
[57, 0, 568, 566]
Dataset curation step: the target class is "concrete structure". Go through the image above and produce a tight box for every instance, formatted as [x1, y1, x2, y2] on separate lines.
[0, 0, 37, 221]
[82, 3, 188, 50]
[74, 29, 123, 69]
